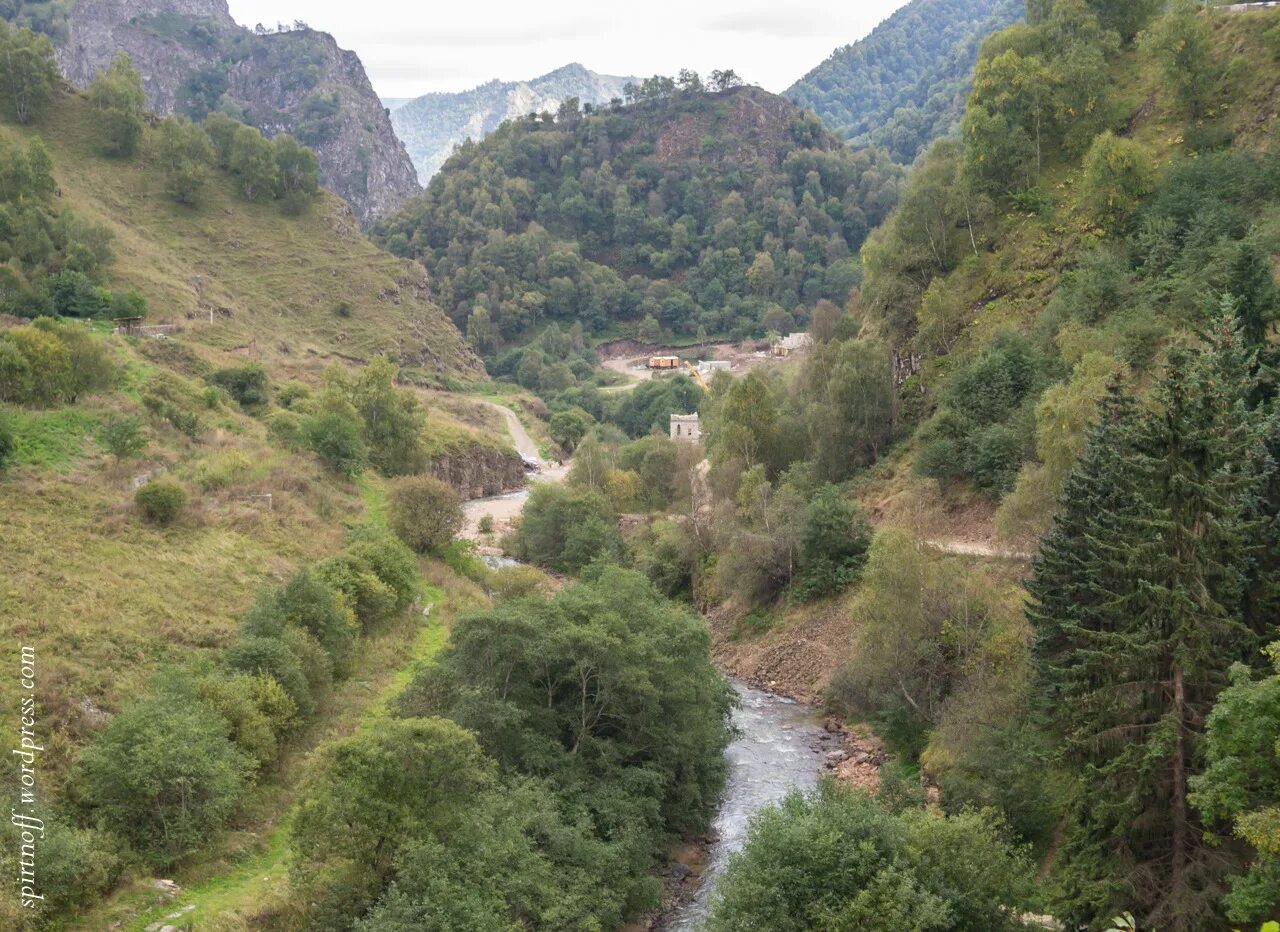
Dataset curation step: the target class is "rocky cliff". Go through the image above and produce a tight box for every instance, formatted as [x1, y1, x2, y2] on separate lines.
[391, 63, 636, 181]
[45, 0, 419, 225]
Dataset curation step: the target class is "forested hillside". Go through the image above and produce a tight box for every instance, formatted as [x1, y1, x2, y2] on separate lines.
[786, 0, 1024, 163]
[374, 78, 902, 352]
[669, 1, 1280, 929]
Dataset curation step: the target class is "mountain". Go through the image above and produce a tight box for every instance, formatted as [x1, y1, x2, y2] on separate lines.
[390, 63, 636, 181]
[7, 0, 420, 225]
[786, 0, 1023, 164]
[375, 83, 902, 354]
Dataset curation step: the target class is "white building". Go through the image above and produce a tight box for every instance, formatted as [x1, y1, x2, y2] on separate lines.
[696, 360, 731, 376]
[670, 413, 701, 442]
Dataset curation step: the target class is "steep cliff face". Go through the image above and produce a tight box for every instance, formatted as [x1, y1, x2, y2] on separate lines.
[391, 63, 636, 181]
[47, 0, 418, 225]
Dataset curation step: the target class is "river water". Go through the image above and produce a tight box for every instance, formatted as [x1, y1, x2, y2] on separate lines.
[661, 680, 829, 930]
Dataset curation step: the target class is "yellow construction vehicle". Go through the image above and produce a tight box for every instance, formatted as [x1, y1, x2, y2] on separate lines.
[683, 360, 710, 392]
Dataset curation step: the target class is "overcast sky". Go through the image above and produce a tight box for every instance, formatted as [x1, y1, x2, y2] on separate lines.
[225, 0, 911, 99]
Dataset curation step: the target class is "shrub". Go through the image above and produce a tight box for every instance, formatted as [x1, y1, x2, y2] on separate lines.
[142, 393, 200, 439]
[277, 568, 358, 678]
[477, 514, 494, 535]
[1082, 132, 1155, 228]
[794, 485, 872, 600]
[301, 409, 366, 477]
[97, 414, 146, 460]
[209, 363, 270, 409]
[387, 474, 464, 554]
[134, 478, 186, 525]
[705, 781, 1035, 932]
[0, 325, 72, 405]
[226, 635, 315, 721]
[266, 410, 303, 449]
[194, 449, 252, 490]
[343, 526, 419, 609]
[73, 697, 253, 865]
[513, 483, 621, 573]
[0, 414, 13, 471]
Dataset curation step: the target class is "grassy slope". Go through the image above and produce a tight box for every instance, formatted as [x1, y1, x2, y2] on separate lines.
[0, 92, 483, 386]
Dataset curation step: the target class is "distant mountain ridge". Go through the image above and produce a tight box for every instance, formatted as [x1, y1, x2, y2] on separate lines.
[10, 0, 420, 225]
[787, 0, 1023, 163]
[390, 63, 637, 181]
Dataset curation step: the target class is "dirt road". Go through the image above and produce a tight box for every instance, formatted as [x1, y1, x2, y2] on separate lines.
[463, 402, 568, 541]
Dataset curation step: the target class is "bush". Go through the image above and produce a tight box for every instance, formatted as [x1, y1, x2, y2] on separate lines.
[276, 568, 358, 678]
[705, 781, 1035, 932]
[794, 485, 872, 600]
[387, 474, 464, 554]
[513, 483, 621, 573]
[267, 409, 304, 449]
[97, 414, 146, 460]
[134, 478, 186, 525]
[226, 634, 315, 721]
[194, 449, 252, 490]
[0, 414, 13, 471]
[301, 409, 366, 477]
[73, 697, 253, 865]
[1082, 132, 1155, 228]
[209, 363, 270, 409]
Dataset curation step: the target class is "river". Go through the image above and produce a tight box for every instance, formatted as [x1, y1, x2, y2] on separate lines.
[470, 405, 829, 929]
[660, 681, 829, 930]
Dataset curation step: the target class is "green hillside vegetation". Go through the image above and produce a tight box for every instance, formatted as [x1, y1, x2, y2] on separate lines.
[786, 0, 1025, 164]
[0, 31, 479, 384]
[374, 79, 902, 358]
[685, 2, 1280, 929]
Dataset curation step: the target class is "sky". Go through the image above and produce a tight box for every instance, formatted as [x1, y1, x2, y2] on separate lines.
[226, 0, 911, 99]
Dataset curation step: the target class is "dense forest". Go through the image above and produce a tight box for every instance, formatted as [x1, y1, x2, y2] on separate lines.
[786, 0, 1025, 163]
[374, 79, 902, 349]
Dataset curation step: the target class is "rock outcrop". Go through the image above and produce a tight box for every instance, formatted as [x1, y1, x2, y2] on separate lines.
[49, 0, 419, 226]
[390, 63, 636, 182]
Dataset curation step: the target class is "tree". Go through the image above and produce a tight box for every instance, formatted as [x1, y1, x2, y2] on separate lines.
[1082, 131, 1154, 228]
[705, 781, 1035, 932]
[73, 697, 252, 865]
[802, 338, 896, 481]
[1189, 643, 1280, 925]
[291, 718, 493, 928]
[275, 568, 359, 679]
[0, 22, 58, 125]
[794, 485, 872, 600]
[342, 358, 425, 476]
[1142, 0, 1216, 117]
[97, 414, 146, 461]
[273, 133, 319, 213]
[86, 54, 146, 157]
[301, 406, 366, 478]
[387, 474, 463, 553]
[227, 124, 279, 202]
[709, 69, 743, 92]
[157, 115, 215, 206]
[1028, 328, 1273, 929]
[513, 483, 621, 572]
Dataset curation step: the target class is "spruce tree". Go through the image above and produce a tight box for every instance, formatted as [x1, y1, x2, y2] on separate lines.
[1029, 323, 1272, 930]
